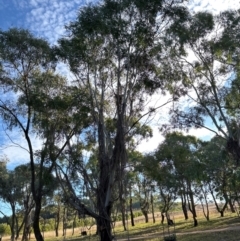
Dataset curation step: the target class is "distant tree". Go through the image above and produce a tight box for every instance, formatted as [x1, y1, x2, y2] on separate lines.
[153, 132, 203, 226]
[142, 153, 177, 224]
[198, 136, 236, 217]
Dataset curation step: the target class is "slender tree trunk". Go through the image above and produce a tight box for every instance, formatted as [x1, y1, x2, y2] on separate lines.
[129, 198, 135, 226]
[62, 207, 67, 237]
[187, 184, 198, 227]
[151, 193, 155, 223]
[119, 181, 126, 231]
[210, 187, 228, 218]
[180, 193, 188, 220]
[120, 199, 127, 231]
[55, 205, 60, 237]
[72, 211, 77, 236]
[161, 212, 165, 224]
[200, 186, 210, 221]
[10, 204, 16, 241]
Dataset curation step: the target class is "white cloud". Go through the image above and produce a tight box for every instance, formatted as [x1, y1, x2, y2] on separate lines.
[188, 0, 240, 13]
[24, 0, 93, 44]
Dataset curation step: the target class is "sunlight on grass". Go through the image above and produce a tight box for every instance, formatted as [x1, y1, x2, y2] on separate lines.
[8, 210, 240, 241]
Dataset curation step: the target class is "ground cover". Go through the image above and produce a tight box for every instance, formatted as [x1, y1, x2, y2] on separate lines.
[2, 210, 240, 241]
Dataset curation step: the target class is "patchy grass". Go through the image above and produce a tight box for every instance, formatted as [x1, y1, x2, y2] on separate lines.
[2, 211, 240, 241]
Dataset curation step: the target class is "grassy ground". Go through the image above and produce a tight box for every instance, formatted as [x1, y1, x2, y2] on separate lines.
[2, 210, 240, 241]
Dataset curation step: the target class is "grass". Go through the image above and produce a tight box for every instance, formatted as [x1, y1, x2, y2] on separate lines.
[3, 210, 240, 241]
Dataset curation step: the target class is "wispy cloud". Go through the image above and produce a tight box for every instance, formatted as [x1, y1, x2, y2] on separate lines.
[188, 0, 239, 13]
[24, 0, 93, 43]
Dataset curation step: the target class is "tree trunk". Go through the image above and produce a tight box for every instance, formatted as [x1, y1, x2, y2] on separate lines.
[55, 207, 60, 237]
[187, 184, 198, 227]
[72, 211, 77, 236]
[161, 212, 165, 224]
[10, 204, 16, 241]
[97, 205, 112, 241]
[193, 217, 198, 227]
[119, 181, 127, 231]
[180, 194, 188, 220]
[210, 187, 228, 218]
[62, 207, 67, 237]
[120, 200, 127, 231]
[142, 210, 149, 223]
[151, 193, 155, 223]
[129, 198, 135, 226]
[33, 201, 43, 241]
[228, 199, 236, 213]
[200, 186, 210, 221]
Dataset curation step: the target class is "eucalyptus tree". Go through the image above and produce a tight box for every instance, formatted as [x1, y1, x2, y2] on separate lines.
[154, 132, 203, 226]
[0, 161, 33, 241]
[0, 159, 19, 241]
[163, 9, 240, 164]
[13, 164, 34, 241]
[56, 0, 188, 240]
[142, 153, 177, 224]
[199, 136, 237, 217]
[0, 28, 91, 241]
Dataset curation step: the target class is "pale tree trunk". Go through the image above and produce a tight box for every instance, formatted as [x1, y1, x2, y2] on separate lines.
[199, 186, 210, 221]
[210, 185, 228, 217]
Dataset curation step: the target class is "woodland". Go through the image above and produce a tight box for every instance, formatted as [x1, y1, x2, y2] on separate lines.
[0, 0, 240, 241]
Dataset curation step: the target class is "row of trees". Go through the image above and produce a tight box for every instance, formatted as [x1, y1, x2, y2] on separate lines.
[1, 132, 239, 238]
[0, 0, 240, 240]
[141, 132, 240, 227]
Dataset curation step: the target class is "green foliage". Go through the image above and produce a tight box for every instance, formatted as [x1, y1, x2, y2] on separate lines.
[0, 223, 11, 235]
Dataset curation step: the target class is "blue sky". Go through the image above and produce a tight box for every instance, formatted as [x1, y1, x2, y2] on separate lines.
[0, 0, 239, 217]
[0, 0, 239, 168]
[0, 0, 95, 43]
[0, 0, 239, 44]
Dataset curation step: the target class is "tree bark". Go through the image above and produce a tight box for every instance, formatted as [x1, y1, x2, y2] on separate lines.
[161, 212, 165, 224]
[129, 198, 135, 227]
[187, 184, 198, 227]
[228, 199, 236, 213]
[33, 200, 43, 241]
[151, 193, 155, 223]
[180, 193, 188, 220]
[55, 204, 60, 237]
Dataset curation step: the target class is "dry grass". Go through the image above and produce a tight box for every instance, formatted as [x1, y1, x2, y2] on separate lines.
[2, 208, 240, 241]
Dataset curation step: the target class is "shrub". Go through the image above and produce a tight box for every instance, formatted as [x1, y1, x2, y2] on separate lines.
[0, 223, 11, 235]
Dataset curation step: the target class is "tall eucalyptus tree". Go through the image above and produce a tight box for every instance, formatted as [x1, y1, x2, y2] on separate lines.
[0, 28, 90, 241]
[57, 0, 188, 240]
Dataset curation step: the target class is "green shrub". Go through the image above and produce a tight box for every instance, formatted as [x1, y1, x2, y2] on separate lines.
[0, 223, 11, 235]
